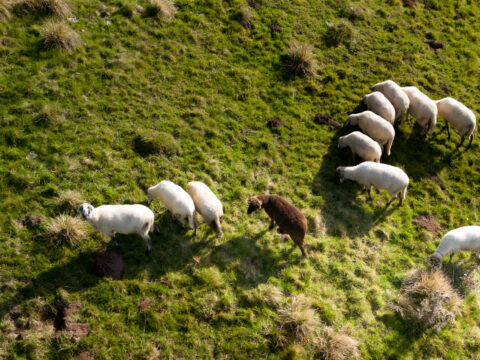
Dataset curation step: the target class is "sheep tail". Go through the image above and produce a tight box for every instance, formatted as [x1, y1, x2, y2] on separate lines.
[190, 213, 197, 237]
[143, 217, 154, 235]
[386, 138, 393, 156]
[467, 122, 476, 138]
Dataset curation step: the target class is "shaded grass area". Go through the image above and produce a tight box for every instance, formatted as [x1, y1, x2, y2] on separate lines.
[2, 0, 480, 358]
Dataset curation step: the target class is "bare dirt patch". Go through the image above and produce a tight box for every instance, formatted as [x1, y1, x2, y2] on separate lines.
[266, 118, 282, 129]
[247, 0, 260, 10]
[55, 302, 89, 340]
[76, 352, 96, 360]
[314, 114, 341, 129]
[138, 298, 154, 311]
[413, 215, 444, 236]
[430, 175, 445, 190]
[21, 214, 45, 228]
[270, 23, 283, 35]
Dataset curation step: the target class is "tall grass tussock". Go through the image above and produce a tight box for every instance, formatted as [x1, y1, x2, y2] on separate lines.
[277, 294, 320, 343]
[145, 0, 176, 20]
[46, 214, 86, 247]
[0, 0, 11, 21]
[281, 43, 317, 78]
[394, 268, 462, 330]
[318, 329, 360, 360]
[40, 20, 80, 50]
[13, 0, 70, 17]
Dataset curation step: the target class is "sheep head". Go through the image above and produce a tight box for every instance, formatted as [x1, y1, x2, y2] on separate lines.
[247, 196, 262, 214]
[346, 114, 358, 126]
[336, 167, 345, 183]
[429, 255, 442, 268]
[338, 136, 346, 149]
[78, 203, 94, 219]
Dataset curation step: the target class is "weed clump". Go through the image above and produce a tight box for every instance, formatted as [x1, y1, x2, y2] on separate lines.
[277, 294, 320, 342]
[318, 328, 360, 360]
[324, 21, 353, 47]
[13, 0, 70, 17]
[145, 0, 176, 21]
[40, 21, 80, 50]
[393, 268, 462, 330]
[133, 130, 180, 157]
[281, 43, 317, 78]
[46, 215, 86, 247]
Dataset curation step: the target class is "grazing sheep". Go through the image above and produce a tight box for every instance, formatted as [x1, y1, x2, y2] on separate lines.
[363, 91, 396, 124]
[187, 181, 224, 237]
[147, 180, 196, 235]
[430, 226, 480, 267]
[435, 97, 476, 149]
[247, 195, 308, 257]
[372, 80, 410, 123]
[346, 111, 395, 156]
[78, 203, 155, 255]
[338, 131, 382, 163]
[336, 161, 409, 206]
[402, 86, 437, 136]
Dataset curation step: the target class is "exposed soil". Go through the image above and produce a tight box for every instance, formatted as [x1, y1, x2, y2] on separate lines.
[247, 0, 260, 10]
[440, 84, 451, 95]
[430, 175, 445, 190]
[314, 114, 341, 129]
[413, 215, 444, 236]
[138, 298, 154, 311]
[55, 302, 89, 340]
[425, 31, 434, 40]
[76, 352, 96, 360]
[266, 118, 282, 129]
[240, 19, 252, 29]
[402, 0, 416, 8]
[270, 23, 283, 35]
[93, 250, 125, 280]
[428, 40, 445, 50]
[21, 214, 44, 228]
[402, 53, 412, 62]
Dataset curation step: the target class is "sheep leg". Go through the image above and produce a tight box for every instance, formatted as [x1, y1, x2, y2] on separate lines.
[466, 134, 474, 150]
[142, 234, 152, 256]
[299, 244, 307, 257]
[385, 197, 394, 208]
[435, 124, 447, 138]
[456, 135, 466, 149]
[446, 123, 451, 140]
[449, 253, 454, 264]
[367, 186, 372, 200]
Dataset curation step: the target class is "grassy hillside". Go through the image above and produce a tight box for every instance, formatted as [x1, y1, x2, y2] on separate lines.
[2, 0, 480, 358]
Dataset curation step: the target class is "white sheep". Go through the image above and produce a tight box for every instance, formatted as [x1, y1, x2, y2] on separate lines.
[346, 111, 395, 156]
[338, 131, 382, 163]
[402, 86, 437, 136]
[363, 91, 396, 124]
[435, 97, 476, 149]
[430, 226, 480, 267]
[336, 161, 409, 206]
[372, 80, 410, 123]
[147, 180, 196, 235]
[187, 181, 224, 237]
[78, 203, 155, 255]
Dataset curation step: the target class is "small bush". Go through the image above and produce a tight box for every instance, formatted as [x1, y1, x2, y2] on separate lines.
[393, 268, 462, 330]
[0, 0, 11, 21]
[281, 43, 317, 78]
[40, 21, 81, 50]
[318, 329, 360, 360]
[278, 294, 320, 342]
[13, 0, 70, 17]
[46, 215, 86, 247]
[145, 0, 176, 20]
[324, 21, 353, 47]
[133, 130, 180, 157]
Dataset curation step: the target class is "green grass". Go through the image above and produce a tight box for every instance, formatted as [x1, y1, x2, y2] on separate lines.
[2, 0, 480, 358]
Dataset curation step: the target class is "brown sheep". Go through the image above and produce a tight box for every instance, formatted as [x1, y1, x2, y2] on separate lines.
[247, 195, 308, 257]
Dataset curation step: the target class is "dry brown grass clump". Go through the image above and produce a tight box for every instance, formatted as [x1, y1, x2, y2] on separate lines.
[0, 0, 11, 21]
[394, 268, 462, 330]
[318, 328, 360, 360]
[145, 0, 176, 20]
[281, 43, 317, 78]
[247, 283, 285, 308]
[46, 215, 86, 247]
[13, 0, 70, 17]
[277, 294, 320, 342]
[41, 20, 80, 50]
[56, 190, 83, 209]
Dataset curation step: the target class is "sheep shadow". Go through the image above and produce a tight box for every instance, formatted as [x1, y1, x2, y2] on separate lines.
[0, 250, 100, 318]
[313, 123, 396, 238]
